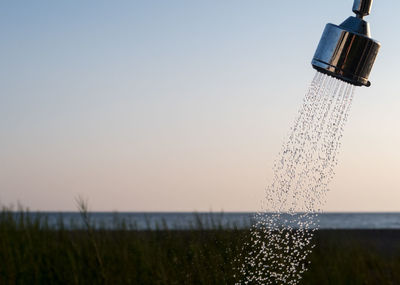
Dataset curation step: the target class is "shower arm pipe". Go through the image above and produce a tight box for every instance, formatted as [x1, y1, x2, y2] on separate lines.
[352, 0, 373, 18]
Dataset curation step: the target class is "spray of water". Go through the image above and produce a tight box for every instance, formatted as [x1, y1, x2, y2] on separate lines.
[237, 72, 356, 284]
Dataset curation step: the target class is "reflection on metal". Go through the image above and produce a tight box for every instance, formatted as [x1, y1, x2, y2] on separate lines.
[312, 0, 380, 87]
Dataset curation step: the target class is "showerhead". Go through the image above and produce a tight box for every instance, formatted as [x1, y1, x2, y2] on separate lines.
[312, 0, 380, 87]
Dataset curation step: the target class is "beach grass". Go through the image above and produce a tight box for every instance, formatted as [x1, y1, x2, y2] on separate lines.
[1, 204, 400, 284]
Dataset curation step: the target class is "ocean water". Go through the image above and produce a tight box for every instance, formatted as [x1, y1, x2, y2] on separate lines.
[15, 212, 400, 230]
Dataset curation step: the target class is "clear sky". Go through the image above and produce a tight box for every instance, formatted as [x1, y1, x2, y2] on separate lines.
[1, 0, 400, 211]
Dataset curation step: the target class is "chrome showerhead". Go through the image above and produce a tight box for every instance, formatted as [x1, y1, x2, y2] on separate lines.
[312, 0, 380, 87]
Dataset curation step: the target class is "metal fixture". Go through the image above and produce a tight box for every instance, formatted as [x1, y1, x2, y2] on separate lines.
[312, 0, 380, 87]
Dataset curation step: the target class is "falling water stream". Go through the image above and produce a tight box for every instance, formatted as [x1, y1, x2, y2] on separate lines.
[237, 72, 356, 284]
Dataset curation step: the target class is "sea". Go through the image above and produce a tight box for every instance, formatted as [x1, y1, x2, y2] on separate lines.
[14, 212, 400, 230]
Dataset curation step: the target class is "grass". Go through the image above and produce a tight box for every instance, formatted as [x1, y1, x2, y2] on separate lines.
[1, 203, 400, 284]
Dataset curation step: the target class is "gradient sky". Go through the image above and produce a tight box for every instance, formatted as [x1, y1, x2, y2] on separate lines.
[1, 1, 400, 211]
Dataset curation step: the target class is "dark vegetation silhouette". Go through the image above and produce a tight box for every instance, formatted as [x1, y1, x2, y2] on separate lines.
[0, 200, 400, 284]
